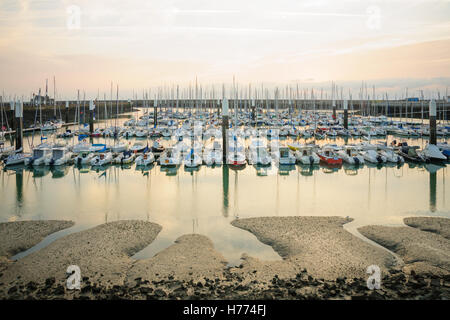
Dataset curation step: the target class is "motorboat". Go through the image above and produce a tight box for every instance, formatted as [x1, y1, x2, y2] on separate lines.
[295, 145, 320, 165]
[277, 146, 297, 165]
[317, 146, 343, 166]
[110, 142, 128, 153]
[396, 143, 428, 163]
[151, 140, 165, 156]
[130, 142, 146, 153]
[114, 150, 136, 165]
[75, 150, 96, 165]
[376, 144, 404, 164]
[135, 152, 155, 166]
[45, 147, 73, 166]
[25, 145, 53, 166]
[161, 127, 172, 138]
[135, 129, 148, 138]
[57, 130, 74, 138]
[90, 128, 103, 137]
[90, 152, 113, 166]
[337, 146, 365, 165]
[123, 128, 135, 138]
[360, 149, 386, 164]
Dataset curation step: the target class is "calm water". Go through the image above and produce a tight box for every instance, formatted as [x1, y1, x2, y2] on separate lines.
[1, 118, 449, 265]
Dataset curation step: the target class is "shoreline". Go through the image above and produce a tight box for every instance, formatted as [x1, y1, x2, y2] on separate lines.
[0, 216, 449, 300]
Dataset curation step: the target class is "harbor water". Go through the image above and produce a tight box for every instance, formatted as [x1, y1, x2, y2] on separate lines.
[0, 115, 449, 266]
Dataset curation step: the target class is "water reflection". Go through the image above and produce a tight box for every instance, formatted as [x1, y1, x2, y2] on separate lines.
[430, 170, 437, 212]
[222, 165, 229, 217]
[425, 163, 446, 213]
[16, 169, 23, 212]
[1, 141, 449, 265]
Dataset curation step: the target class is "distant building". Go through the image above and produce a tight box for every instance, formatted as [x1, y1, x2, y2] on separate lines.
[31, 94, 54, 106]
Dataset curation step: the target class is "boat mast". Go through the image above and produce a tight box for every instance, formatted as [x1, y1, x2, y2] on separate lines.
[53, 76, 56, 118]
[110, 82, 113, 128]
[104, 93, 107, 129]
[115, 84, 118, 145]
[38, 88, 42, 130]
[421, 90, 424, 125]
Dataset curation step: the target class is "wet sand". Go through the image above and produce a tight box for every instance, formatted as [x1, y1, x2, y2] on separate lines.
[126, 234, 228, 285]
[0, 220, 75, 258]
[1, 216, 449, 300]
[231, 216, 397, 280]
[404, 217, 450, 240]
[0, 220, 161, 297]
[359, 217, 450, 276]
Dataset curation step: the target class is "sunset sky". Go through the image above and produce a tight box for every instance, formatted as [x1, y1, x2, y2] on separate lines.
[0, 0, 449, 99]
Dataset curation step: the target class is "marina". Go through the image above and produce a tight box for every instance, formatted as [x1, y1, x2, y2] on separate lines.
[1, 99, 449, 267]
[1, 0, 449, 304]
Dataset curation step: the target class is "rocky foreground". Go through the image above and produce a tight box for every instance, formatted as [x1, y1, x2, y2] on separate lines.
[3, 268, 449, 300]
[0, 217, 449, 300]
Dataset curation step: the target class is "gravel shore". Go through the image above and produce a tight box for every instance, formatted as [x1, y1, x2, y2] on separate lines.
[0, 220, 162, 298]
[359, 217, 450, 277]
[0, 220, 75, 258]
[404, 217, 450, 240]
[1, 216, 449, 300]
[231, 216, 397, 280]
[126, 234, 228, 284]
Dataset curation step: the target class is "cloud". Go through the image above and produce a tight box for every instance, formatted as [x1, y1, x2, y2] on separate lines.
[0, 0, 449, 98]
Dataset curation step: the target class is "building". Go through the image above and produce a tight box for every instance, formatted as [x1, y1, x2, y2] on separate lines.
[31, 94, 54, 106]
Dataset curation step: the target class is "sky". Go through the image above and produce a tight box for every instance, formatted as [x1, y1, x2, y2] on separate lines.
[0, 0, 449, 100]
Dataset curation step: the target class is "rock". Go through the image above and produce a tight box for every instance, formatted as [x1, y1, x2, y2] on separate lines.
[154, 289, 166, 298]
[45, 277, 56, 287]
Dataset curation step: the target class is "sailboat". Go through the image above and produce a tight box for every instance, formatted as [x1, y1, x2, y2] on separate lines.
[183, 147, 202, 168]
[227, 133, 246, 167]
[246, 138, 271, 166]
[135, 150, 154, 166]
[5, 149, 31, 166]
[202, 139, 222, 165]
[423, 144, 447, 162]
